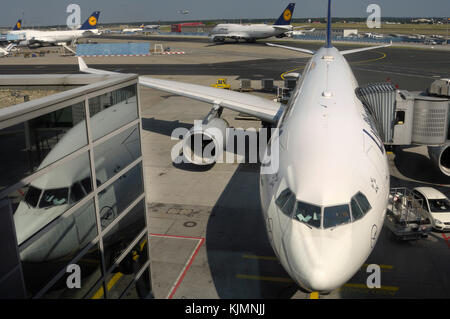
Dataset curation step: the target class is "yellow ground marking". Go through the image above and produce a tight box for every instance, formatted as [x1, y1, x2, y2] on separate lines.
[91, 272, 124, 299]
[343, 283, 399, 292]
[236, 274, 294, 283]
[309, 292, 319, 299]
[92, 239, 147, 298]
[362, 263, 394, 270]
[280, 51, 387, 79]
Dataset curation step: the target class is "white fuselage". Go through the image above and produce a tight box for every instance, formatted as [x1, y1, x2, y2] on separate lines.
[8, 28, 100, 45]
[209, 23, 292, 41]
[259, 47, 390, 293]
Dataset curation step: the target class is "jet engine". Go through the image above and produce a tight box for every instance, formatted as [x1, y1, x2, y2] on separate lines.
[428, 142, 450, 176]
[182, 106, 229, 165]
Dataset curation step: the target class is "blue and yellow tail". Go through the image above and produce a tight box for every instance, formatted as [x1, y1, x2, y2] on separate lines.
[13, 19, 22, 30]
[79, 11, 100, 30]
[273, 3, 296, 26]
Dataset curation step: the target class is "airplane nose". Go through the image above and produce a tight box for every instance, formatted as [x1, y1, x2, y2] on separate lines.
[282, 222, 356, 292]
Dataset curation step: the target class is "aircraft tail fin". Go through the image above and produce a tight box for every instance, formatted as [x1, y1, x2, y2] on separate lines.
[79, 11, 100, 30]
[13, 19, 22, 30]
[273, 3, 295, 26]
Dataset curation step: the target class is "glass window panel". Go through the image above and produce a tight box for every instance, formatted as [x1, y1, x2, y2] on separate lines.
[355, 192, 372, 214]
[106, 234, 148, 299]
[275, 188, 291, 209]
[281, 193, 296, 217]
[85, 280, 106, 299]
[89, 85, 138, 141]
[121, 268, 152, 299]
[0, 102, 87, 190]
[12, 152, 92, 245]
[323, 204, 351, 229]
[19, 199, 97, 297]
[294, 201, 322, 228]
[351, 198, 364, 221]
[98, 162, 144, 229]
[103, 199, 146, 272]
[93, 124, 141, 186]
[41, 244, 102, 299]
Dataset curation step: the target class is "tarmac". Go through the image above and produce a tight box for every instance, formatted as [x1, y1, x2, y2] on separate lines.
[1, 36, 450, 299]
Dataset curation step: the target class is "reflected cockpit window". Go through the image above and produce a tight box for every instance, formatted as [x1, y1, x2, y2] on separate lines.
[70, 183, 85, 203]
[39, 188, 69, 208]
[324, 204, 351, 229]
[24, 186, 42, 208]
[295, 201, 321, 228]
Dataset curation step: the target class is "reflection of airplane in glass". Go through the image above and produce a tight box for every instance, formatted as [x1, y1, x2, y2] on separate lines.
[14, 95, 142, 264]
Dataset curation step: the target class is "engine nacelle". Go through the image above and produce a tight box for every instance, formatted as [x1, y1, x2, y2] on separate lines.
[428, 142, 450, 176]
[182, 112, 229, 165]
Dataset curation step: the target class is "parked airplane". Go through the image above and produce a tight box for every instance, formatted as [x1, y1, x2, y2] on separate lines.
[79, 0, 393, 294]
[209, 3, 305, 43]
[123, 24, 160, 33]
[123, 24, 145, 33]
[8, 11, 101, 47]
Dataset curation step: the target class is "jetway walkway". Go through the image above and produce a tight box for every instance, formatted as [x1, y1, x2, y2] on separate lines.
[356, 80, 450, 146]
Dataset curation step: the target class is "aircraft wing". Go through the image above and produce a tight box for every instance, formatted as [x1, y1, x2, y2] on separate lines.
[339, 43, 392, 55]
[78, 57, 282, 123]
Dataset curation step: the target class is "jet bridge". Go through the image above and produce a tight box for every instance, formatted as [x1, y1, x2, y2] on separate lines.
[356, 81, 450, 146]
[356, 80, 450, 176]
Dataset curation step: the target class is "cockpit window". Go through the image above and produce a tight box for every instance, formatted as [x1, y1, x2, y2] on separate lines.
[351, 198, 364, 221]
[275, 188, 296, 217]
[295, 201, 321, 228]
[276, 188, 291, 208]
[354, 192, 371, 214]
[24, 186, 42, 208]
[39, 188, 69, 208]
[324, 204, 351, 229]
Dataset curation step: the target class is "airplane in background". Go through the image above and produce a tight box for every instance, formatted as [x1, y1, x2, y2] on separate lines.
[7, 11, 102, 48]
[177, 10, 189, 15]
[209, 3, 307, 43]
[122, 24, 145, 33]
[286, 27, 316, 37]
[122, 24, 160, 33]
[80, 0, 393, 294]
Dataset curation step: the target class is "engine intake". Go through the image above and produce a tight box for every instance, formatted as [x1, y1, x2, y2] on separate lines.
[182, 107, 228, 165]
[428, 142, 450, 176]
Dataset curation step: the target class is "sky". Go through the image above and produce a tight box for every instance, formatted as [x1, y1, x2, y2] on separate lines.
[1, 0, 449, 27]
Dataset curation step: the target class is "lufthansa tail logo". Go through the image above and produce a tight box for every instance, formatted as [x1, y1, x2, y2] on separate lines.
[283, 9, 292, 21]
[88, 16, 97, 26]
[16, 22, 21, 29]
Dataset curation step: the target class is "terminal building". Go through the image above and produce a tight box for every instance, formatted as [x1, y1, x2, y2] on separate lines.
[0, 73, 153, 299]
